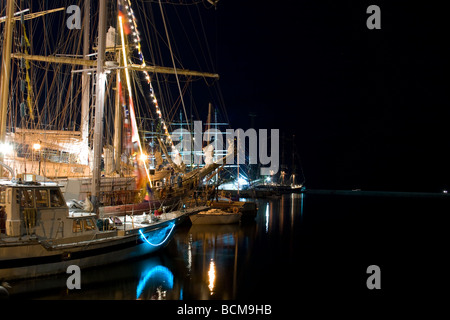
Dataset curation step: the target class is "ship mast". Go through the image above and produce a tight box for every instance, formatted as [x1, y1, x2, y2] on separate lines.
[1, 0, 219, 182]
[0, 0, 15, 175]
[80, 0, 91, 165]
[91, 0, 108, 206]
[113, 51, 122, 174]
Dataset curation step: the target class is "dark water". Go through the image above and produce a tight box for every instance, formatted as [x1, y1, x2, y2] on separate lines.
[7, 192, 447, 301]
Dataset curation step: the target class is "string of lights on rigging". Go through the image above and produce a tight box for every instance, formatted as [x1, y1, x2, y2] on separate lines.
[121, 0, 175, 151]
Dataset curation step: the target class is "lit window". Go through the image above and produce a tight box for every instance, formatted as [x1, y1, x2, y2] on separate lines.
[20, 189, 34, 208]
[0, 190, 5, 204]
[84, 218, 96, 230]
[72, 219, 82, 233]
[35, 189, 49, 208]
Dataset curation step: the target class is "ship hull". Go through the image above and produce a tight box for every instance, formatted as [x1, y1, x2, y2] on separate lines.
[189, 212, 241, 225]
[0, 217, 183, 281]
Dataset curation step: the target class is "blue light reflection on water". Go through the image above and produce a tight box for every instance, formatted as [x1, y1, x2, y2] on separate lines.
[10, 195, 307, 300]
[9, 193, 446, 301]
[136, 265, 174, 299]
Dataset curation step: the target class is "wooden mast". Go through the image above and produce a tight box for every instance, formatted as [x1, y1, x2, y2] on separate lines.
[0, 0, 15, 173]
[113, 51, 122, 173]
[80, 0, 91, 165]
[2, 2, 219, 183]
[91, 0, 107, 206]
[10, 53, 219, 79]
[0, 7, 65, 23]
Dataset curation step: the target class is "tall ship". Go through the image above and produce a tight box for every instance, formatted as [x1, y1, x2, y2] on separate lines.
[0, 0, 224, 206]
[0, 0, 224, 280]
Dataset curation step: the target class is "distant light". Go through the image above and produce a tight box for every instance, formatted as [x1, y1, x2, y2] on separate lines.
[0, 143, 14, 155]
[33, 143, 41, 151]
[237, 176, 248, 186]
[443, 190, 448, 194]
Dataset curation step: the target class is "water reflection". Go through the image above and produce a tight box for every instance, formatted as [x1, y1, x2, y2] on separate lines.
[8, 254, 181, 300]
[8, 194, 307, 300]
[290, 193, 304, 227]
[177, 223, 243, 299]
[207, 260, 215, 295]
[136, 265, 174, 300]
[186, 233, 193, 274]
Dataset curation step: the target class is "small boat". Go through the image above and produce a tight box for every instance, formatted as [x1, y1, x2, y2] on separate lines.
[0, 174, 186, 281]
[208, 197, 257, 221]
[189, 208, 241, 225]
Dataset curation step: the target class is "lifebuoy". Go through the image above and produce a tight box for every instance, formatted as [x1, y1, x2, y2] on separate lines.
[232, 207, 239, 213]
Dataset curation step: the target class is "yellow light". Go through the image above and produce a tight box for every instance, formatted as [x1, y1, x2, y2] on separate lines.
[119, 14, 152, 187]
[139, 153, 147, 162]
[33, 143, 41, 151]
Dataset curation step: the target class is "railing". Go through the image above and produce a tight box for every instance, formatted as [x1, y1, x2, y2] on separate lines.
[96, 190, 141, 206]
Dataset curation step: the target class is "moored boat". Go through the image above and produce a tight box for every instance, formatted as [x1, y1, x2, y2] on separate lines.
[0, 175, 186, 281]
[189, 208, 241, 225]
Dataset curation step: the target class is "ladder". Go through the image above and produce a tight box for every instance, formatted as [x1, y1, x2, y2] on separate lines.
[55, 220, 64, 238]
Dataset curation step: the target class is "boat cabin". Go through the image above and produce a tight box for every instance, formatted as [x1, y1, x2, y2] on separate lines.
[0, 175, 88, 239]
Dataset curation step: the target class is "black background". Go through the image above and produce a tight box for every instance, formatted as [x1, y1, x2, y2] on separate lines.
[214, 0, 449, 191]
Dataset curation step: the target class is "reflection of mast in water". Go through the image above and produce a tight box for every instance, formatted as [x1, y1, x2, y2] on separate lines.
[187, 233, 193, 274]
[288, 193, 305, 227]
[208, 259, 216, 295]
[279, 196, 284, 234]
[188, 224, 240, 299]
[291, 193, 295, 231]
[300, 193, 304, 221]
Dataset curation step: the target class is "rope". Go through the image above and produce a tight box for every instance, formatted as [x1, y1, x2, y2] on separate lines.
[157, 0, 191, 134]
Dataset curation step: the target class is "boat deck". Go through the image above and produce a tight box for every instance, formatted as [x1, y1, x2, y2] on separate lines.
[1, 206, 209, 245]
[113, 205, 209, 228]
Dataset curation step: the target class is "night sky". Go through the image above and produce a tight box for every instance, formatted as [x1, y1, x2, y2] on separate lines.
[210, 0, 449, 191]
[10, 0, 449, 192]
